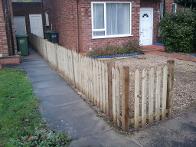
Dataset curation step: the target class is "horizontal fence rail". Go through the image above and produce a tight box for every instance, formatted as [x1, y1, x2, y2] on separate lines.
[29, 34, 174, 131]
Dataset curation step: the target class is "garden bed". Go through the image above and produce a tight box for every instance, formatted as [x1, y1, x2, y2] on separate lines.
[87, 41, 143, 59]
[91, 51, 143, 59]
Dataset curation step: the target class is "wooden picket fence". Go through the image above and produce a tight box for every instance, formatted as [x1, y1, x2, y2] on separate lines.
[29, 34, 174, 131]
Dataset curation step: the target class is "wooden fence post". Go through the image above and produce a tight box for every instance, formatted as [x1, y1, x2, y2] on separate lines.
[71, 50, 76, 87]
[166, 60, 175, 116]
[121, 66, 129, 131]
[107, 62, 114, 118]
[44, 40, 48, 61]
[55, 44, 59, 71]
[134, 69, 140, 128]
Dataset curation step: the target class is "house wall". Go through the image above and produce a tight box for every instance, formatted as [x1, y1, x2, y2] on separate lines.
[43, 0, 140, 52]
[44, 0, 166, 52]
[165, 0, 183, 13]
[0, 0, 9, 56]
[165, 0, 173, 13]
[43, 0, 79, 51]
[78, 0, 140, 52]
[12, 2, 43, 35]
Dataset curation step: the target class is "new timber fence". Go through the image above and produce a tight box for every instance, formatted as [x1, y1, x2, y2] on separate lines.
[29, 34, 174, 131]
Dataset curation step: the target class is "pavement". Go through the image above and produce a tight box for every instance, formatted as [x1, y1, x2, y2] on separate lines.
[18, 50, 139, 147]
[18, 50, 196, 147]
[142, 45, 196, 62]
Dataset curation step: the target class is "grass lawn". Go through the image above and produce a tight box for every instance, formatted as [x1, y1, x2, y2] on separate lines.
[0, 68, 70, 146]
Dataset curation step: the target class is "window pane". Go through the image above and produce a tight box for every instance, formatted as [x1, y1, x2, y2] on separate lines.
[93, 31, 105, 37]
[106, 3, 130, 35]
[106, 3, 117, 35]
[93, 3, 104, 29]
[117, 4, 130, 34]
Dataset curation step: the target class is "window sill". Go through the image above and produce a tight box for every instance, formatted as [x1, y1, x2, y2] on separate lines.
[92, 34, 133, 40]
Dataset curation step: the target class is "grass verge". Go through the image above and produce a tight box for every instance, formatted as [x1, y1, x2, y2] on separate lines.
[0, 68, 70, 146]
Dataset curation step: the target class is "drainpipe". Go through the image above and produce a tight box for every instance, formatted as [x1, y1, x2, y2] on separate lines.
[76, 0, 80, 53]
[163, 0, 166, 16]
[2, 0, 15, 55]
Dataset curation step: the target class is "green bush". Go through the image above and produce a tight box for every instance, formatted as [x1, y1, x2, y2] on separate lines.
[160, 10, 196, 53]
[88, 40, 142, 57]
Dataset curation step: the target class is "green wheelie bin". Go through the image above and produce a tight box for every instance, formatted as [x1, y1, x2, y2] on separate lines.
[16, 35, 29, 56]
[44, 31, 59, 43]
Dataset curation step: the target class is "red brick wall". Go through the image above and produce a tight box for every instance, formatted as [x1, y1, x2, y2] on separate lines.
[43, 0, 78, 51]
[165, 0, 183, 13]
[0, 55, 21, 65]
[44, 0, 163, 52]
[165, 0, 174, 13]
[0, 0, 9, 56]
[77, 0, 140, 52]
[44, 0, 140, 52]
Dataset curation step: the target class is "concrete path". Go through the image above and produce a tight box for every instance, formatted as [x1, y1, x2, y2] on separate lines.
[18, 50, 196, 147]
[19, 50, 140, 147]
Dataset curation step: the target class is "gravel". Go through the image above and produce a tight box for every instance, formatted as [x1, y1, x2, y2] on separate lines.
[106, 54, 196, 114]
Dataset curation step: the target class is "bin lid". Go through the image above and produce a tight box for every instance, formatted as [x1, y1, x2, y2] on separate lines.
[16, 35, 28, 38]
[44, 31, 58, 34]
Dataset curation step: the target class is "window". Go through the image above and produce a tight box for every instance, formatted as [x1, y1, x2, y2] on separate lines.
[92, 2, 132, 39]
[172, 3, 177, 14]
[45, 12, 49, 26]
[160, 2, 164, 19]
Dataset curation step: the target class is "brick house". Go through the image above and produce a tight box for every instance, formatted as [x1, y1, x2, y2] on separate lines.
[42, 0, 179, 52]
[0, 0, 180, 57]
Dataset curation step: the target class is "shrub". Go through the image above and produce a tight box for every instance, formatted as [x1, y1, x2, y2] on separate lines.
[88, 40, 142, 57]
[160, 10, 196, 53]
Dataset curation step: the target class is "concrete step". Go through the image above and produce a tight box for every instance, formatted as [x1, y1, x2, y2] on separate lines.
[141, 45, 165, 52]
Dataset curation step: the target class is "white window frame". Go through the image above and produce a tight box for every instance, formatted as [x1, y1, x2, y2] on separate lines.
[172, 3, 177, 14]
[45, 12, 50, 26]
[91, 1, 132, 39]
[160, 2, 164, 20]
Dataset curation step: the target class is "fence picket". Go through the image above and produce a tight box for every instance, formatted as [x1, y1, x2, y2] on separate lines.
[121, 66, 129, 131]
[167, 60, 175, 116]
[134, 69, 140, 128]
[105, 64, 109, 115]
[112, 67, 117, 123]
[116, 67, 120, 127]
[148, 68, 155, 123]
[141, 69, 147, 127]
[162, 65, 168, 118]
[155, 67, 161, 121]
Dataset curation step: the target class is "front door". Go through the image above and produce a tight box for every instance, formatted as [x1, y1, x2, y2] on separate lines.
[139, 8, 153, 46]
[29, 14, 44, 38]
